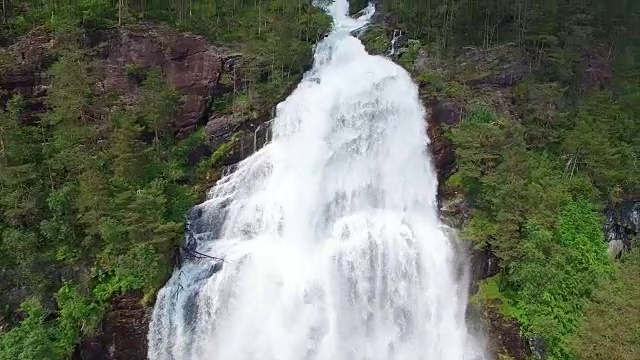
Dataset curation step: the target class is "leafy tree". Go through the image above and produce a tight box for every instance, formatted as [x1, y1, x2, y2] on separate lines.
[0, 299, 60, 360]
[568, 248, 640, 360]
[448, 103, 621, 357]
[138, 70, 179, 149]
[561, 91, 638, 201]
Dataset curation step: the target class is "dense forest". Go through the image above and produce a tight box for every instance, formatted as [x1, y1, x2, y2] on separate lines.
[0, 0, 638, 359]
[0, 1, 331, 359]
[355, 0, 638, 359]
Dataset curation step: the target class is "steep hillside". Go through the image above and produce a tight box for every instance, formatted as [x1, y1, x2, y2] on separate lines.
[0, 1, 330, 359]
[356, 0, 638, 359]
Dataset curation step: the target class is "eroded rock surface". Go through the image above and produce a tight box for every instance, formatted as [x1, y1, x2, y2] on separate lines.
[74, 291, 150, 360]
[604, 199, 639, 258]
[1, 24, 226, 138]
[102, 24, 224, 138]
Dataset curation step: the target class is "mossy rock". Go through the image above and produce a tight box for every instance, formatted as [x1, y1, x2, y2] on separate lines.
[359, 24, 390, 56]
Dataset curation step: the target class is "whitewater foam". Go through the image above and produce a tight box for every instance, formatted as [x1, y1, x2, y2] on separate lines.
[147, 1, 486, 359]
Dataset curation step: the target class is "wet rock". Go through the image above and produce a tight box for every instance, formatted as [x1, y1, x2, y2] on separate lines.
[604, 199, 639, 258]
[185, 197, 232, 242]
[205, 115, 245, 148]
[469, 246, 501, 294]
[219, 131, 256, 167]
[424, 99, 462, 186]
[483, 303, 531, 360]
[74, 291, 150, 360]
[389, 29, 407, 57]
[440, 192, 470, 228]
[528, 336, 547, 360]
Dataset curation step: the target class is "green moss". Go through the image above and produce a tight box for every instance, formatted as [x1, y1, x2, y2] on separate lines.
[360, 24, 390, 55]
[398, 39, 420, 69]
[465, 103, 498, 124]
[210, 139, 233, 167]
[443, 81, 467, 99]
[567, 248, 640, 360]
[0, 49, 16, 78]
[471, 276, 519, 319]
[415, 70, 449, 98]
[124, 62, 146, 83]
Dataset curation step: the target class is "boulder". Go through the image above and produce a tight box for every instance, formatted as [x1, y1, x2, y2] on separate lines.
[469, 246, 501, 294]
[204, 115, 245, 148]
[604, 199, 639, 258]
[484, 302, 531, 360]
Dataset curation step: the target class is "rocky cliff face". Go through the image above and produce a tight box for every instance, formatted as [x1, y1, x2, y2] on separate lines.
[99, 24, 225, 138]
[1, 23, 228, 139]
[1, 24, 235, 360]
[73, 292, 150, 360]
[604, 199, 639, 258]
[0, 28, 53, 123]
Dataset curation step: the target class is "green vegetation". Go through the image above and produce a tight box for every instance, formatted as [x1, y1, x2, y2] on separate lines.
[568, 248, 640, 360]
[361, 0, 636, 58]
[360, 24, 390, 55]
[0, 50, 195, 358]
[355, 1, 638, 358]
[449, 103, 618, 357]
[447, 89, 638, 357]
[449, 95, 638, 358]
[0, 0, 330, 358]
[471, 276, 519, 319]
[363, 1, 638, 358]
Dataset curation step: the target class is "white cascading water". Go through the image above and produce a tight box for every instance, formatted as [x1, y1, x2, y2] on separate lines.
[148, 1, 486, 359]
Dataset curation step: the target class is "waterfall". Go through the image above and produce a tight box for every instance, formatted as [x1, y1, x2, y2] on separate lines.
[148, 1, 486, 359]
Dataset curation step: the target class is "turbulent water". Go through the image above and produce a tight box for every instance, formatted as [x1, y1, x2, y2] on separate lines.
[148, 1, 485, 359]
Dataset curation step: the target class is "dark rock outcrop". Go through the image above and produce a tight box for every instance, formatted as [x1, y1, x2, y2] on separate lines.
[0, 29, 54, 122]
[74, 291, 150, 360]
[469, 246, 501, 294]
[101, 24, 224, 138]
[482, 303, 531, 360]
[577, 49, 613, 92]
[528, 336, 548, 360]
[604, 199, 639, 258]
[205, 115, 245, 148]
[1, 24, 225, 139]
[425, 99, 462, 186]
[455, 44, 530, 89]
